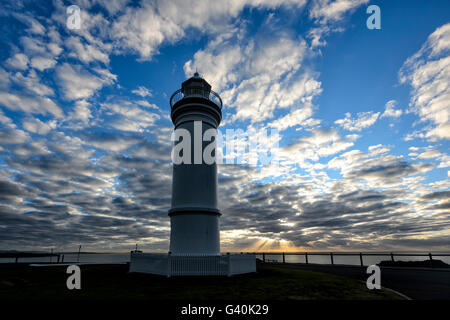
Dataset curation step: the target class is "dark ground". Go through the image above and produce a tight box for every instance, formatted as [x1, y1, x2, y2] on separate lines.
[0, 263, 401, 300]
[267, 262, 450, 300]
[378, 259, 450, 268]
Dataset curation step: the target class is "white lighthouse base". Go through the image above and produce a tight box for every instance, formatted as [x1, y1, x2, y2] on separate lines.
[129, 252, 256, 276]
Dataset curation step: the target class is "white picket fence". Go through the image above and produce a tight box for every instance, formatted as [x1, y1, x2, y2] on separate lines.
[229, 253, 257, 275]
[129, 252, 256, 276]
[128, 253, 169, 275]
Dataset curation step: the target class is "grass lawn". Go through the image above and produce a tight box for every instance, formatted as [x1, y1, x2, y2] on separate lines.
[0, 263, 402, 300]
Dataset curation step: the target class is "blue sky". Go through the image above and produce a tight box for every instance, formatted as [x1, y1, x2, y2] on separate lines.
[0, 0, 449, 252]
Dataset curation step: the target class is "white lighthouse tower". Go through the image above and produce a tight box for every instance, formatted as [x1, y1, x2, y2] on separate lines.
[129, 73, 255, 276]
[169, 72, 221, 256]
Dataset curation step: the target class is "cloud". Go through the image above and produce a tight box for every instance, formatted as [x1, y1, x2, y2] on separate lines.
[269, 103, 320, 131]
[335, 111, 379, 131]
[307, 0, 368, 47]
[20, 36, 48, 56]
[0, 128, 173, 251]
[184, 44, 243, 92]
[329, 146, 434, 188]
[81, 131, 143, 152]
[5, 53, 29, 70]
[185, 35, 319, 124]
[309, 0, 369, 24]
[110, 0, 307, 60]
[217, 163, 450, 251]
[12, 12, 46, 35]
[0, 92, 63, 118]
[65, 36, 110, 64]
[94, 0, 131, 15]
[100, 100, 161, 132]
[279, 127, 355, 168]
[0, 128, 29, 145]
[417, 149, 441, 160]
[56, 63, 116, 100]
[422, 190, 450, 200]
[0, 109, 16, 128]
[22, 117, 57, 135]
[399, 23, 450, 140]
[132, 86, 152, 97]
[110, 2, 184, 59]
[0, 180, 28, 198]
[348, 160, 423, 179]
[0, 0, 448, 253]
[70, 99, 92, 123]
[30, 56, 57, 71]
[0, 68, 10, 89]
[10, 69, 55, 96]
[381, 100, 403, 118]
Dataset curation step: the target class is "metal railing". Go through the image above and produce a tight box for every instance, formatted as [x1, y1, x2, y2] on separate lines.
[170, 88, 223, 109]
[254, 252, 450, 267]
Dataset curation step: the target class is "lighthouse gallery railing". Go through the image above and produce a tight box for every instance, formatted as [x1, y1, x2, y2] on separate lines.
[170, 87, 223, 109]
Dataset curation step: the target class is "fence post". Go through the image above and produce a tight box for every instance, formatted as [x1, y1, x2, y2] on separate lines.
[77, 245, 81, 263]
[262, 253, 265, 263]
[282, 252, 285, 264]
[167, 252, 172, 278]
[305, 252, 308, 264]
[359, 252, 364, 266]
[15, 256, 18, 263]
[429, 253, 433, 268]
[227, 253, 231, 277]
[390, 252, 395, 262]
[330, 252, 334, 265]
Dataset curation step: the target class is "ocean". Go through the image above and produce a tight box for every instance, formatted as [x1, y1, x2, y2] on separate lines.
[1, 252, 450, 266]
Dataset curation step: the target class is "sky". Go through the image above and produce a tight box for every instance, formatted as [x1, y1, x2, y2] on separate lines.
[0, 0, 449, 253]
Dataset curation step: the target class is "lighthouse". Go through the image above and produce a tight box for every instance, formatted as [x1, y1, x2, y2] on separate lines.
[129, 73, 255, 276]
[169, 72, 222, 255]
